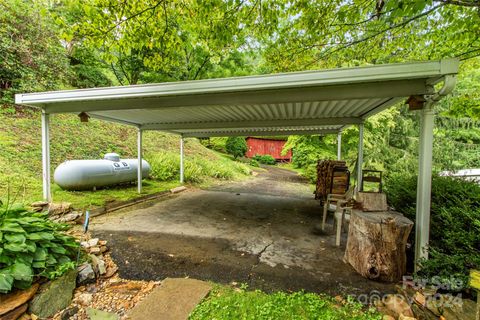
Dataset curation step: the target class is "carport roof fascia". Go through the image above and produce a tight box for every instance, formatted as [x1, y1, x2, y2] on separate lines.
[15, 59, 459, 137]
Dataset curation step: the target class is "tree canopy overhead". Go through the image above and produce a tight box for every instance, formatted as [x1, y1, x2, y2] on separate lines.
[252, 0, 480, 71]
[56, 0, 480, 81]
[61, 0, 258, 84]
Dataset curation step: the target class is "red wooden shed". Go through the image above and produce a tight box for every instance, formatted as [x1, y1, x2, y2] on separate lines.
[245, 137, 292, 161]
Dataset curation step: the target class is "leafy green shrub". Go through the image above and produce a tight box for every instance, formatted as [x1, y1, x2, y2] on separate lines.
[146, 152, 180, 181]
[190, 286, 381, 320]
[249, 159, 259, 167]
[200, 137, 228, 153]
[0, 204, 79, 293]
[303, 163, 318, 183]
[225, 137, 247, 159]
[283, 135, 335, 169]
[252, 154, 276, 165]
[146, 151, 250, 183]
[385, 174, 480, 287]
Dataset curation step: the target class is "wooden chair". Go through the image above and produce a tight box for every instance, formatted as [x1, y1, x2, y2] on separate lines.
[334, 203, 353, 247]
[361, 169, 383, 192]
[322, 187, 354, 231]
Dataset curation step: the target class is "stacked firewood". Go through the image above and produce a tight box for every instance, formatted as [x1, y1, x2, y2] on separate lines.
[314, 160, 349, 202]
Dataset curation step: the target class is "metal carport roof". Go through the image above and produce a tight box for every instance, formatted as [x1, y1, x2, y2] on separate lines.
[15, 59, 459, 137]
[16, 58, 459, 268]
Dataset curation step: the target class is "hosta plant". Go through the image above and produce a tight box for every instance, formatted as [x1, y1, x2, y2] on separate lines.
[0, 203, 79, 293]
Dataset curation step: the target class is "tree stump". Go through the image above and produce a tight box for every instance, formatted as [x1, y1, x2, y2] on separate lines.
[344, 210, 413, 282]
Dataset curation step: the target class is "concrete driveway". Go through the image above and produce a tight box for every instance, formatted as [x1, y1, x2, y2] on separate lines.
[91, 166, 393, 296]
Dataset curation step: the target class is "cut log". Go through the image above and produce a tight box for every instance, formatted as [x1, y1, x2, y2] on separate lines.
[344, 210, 413, 282]
[355, 192, 388, 212]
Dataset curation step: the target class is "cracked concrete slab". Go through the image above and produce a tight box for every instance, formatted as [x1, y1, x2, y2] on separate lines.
[92, 166, 394, 295]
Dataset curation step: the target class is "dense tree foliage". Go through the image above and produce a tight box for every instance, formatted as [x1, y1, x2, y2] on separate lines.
[385, 174, 480, 286]
[0, 0, 69, 105]
[226, 137, 248, 159]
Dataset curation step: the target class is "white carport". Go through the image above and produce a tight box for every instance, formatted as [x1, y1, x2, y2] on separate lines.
[16, 59, 459, 266]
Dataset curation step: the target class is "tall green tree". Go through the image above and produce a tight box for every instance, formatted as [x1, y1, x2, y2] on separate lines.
[226, 137, 247, 159]
[252, 1, 480, 71]
[65, 0, 258, 84]
[0, 0, 69, 105]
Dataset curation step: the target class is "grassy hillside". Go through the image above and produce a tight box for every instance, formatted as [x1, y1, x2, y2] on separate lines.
[0, 108, 251, 208]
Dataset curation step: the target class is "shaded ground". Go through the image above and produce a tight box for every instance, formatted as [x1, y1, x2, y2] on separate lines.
[91, 166, 394, 296]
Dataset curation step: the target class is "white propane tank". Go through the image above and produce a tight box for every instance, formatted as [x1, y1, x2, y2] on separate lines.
[54, 153, 150, 190]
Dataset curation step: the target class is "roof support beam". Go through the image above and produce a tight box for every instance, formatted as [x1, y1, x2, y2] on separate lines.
[182, 129, 340, 138]
[337, 131, 342, 160]
[415, 105, 435, 270]
[180, 135, 184, 184]
[41, 111, 51, 202]
[137, 128, 143, 194]
[360, 97, 404, 119]
[90, 113, 141, 127]
[357, 123, 364, 190]
[141, 117, 361, 131]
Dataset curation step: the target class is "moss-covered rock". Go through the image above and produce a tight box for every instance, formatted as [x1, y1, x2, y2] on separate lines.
[28, 269, 77, 318]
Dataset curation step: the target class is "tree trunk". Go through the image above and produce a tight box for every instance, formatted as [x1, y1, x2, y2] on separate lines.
[344, 210, 413, 282]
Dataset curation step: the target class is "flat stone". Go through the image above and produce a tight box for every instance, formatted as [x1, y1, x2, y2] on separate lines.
[414, 291, 426, 306]
[88, 238, 99, 247]
[376, 306, 397, 319]
[28, 269, 77, 319]
[90, 254, 107, 275]
[103, 265, 118, 279]
[0, 283, 39, 315]
[0, 303, 28, 320]
[56, 212, 80, 223]
[383, 294, 414, 318]
[106, 281, 143, 293]
[77, 263, 96, 285]
[86, 308, 119, 320]
[89, 247, 101, 254]
[31, 201, 49, 208]
[127, 278, 211, 320]
[411, 303, 438, 320]
[170, 186, 187, 194]
[48, 202, 72, 215]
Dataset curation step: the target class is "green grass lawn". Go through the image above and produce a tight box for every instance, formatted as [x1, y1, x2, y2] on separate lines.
[0, 110, 253, 209]
[50, 180, 181, 209]
[190, 285, 381, 320]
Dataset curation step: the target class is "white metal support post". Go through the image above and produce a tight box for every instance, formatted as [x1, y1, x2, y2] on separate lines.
[180, 135, 184, 184]
[41, 111, 51, 202]
[357, 123, 364, 190]
[337, 131, 342, 160]
[137, 128, 143, 193]
[415, 104, 435, 270]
